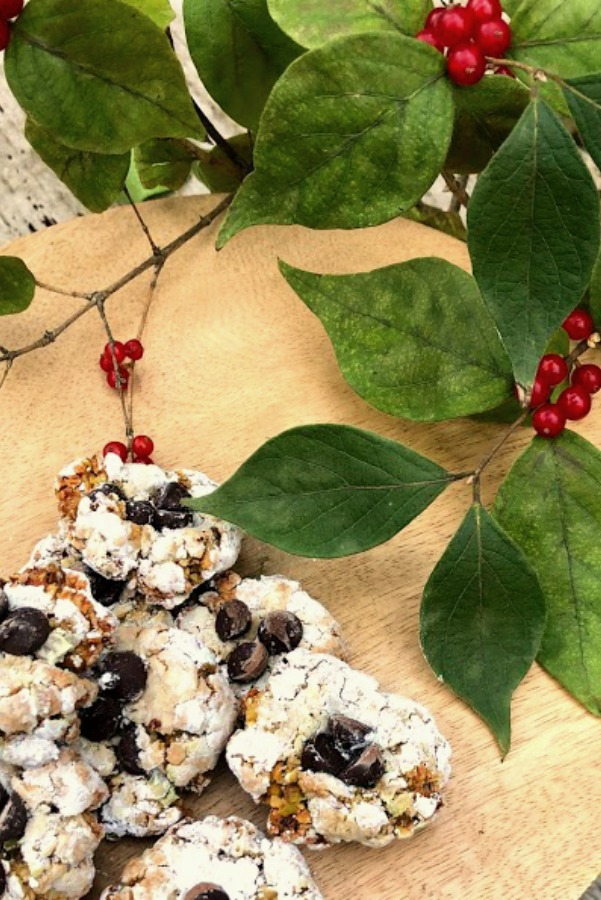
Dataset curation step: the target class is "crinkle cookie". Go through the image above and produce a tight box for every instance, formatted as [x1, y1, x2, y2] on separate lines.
[0, 656, 98, 767]
[177, 573, 346, 696]
[2, 564, 117, 672]
[101, 771, 183, 839]
[101, 815, 324, 900]
[12, 747, 108, 817]
[56, 454, 242, 609]
[226, 648, 451, 848]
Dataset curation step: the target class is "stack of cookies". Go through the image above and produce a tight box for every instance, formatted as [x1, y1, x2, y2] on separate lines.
[0, 452, 452, 899]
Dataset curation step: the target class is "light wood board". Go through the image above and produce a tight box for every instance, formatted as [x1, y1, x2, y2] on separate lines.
[1, 196, 600, 900]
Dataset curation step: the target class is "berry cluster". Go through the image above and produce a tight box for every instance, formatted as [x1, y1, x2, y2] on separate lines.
[530, 308, 600, 439]
[103, 435, 155, 466]
[0, 0, 23, 52]
[416, 0, 512, 87]
[99, 339, 144, 391]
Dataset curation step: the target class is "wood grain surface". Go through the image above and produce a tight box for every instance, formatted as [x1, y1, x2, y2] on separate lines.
[1, 196, 600, 900]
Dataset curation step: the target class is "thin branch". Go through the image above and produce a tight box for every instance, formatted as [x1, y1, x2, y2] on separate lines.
[192, 100, 251, 175]
[442, 172, 470, 208]
[128, 264, 162, 428]
[96, 301, 134, 445]
[468, 410, 530, 504]
[35, 280, 93, 300]
[123, 186, 162, 258]
[450, 175, 468, 214]
[0, 360, 12, 393]
[0, 195, 233, 366]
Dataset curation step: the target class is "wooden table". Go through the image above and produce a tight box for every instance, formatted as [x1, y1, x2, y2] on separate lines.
[1, 196, 600, 900]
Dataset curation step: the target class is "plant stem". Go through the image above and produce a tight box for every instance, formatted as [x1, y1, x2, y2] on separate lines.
[123, 186, 163, 259]
[192, 100, 251, 175]
[0, 195, 233, 366]
[96, 301, 134, 447]
[34, 281, 93, 300]
[442, 172, 470, 208]
[469, 410, 530, 504]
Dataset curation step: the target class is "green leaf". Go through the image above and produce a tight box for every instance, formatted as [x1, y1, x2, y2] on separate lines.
[590, 248, 601, 325]
[217, 34, 453, 246]
[510, 0, 601, 83]
[494, 431, 601, 716]
[402, 204, 466, 242]
[184, 0, 301, 131]
[280, 258, 513, 422]
[193, 134, 254, 192]
[267, 0, 431, 49]
[188, 424, 453, 557]
[467, 98, 600, 388]
[563, 74, 601, 173]
[120, 0, 175, 27]
[25, 120, 129, 212]
[134, 139, 194, 191]
[420, 504, 546, 754]
[5, 0, 200, 155]
[0, 257, 36, 316]
[446, 75, 530, 174]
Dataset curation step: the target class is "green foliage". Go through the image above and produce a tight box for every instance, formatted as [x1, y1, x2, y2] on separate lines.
[421, 504, 546, 754]
[510, 0, 601, 82]
[446, 76, 530, 174]
[217, 34, 453, 246]
[563, 74, 601, 172]
[267, 0, 431, 48]
[120, 0, 175, 27]
[590, 249, 601, 326]
[280, 258, 513, 422]
[194, 135, 254, 192]
[189, 424, 453, 557]
[468, 98, 600, 388]
[402, 204, 466, 242]
[134, 139, 194, 192]
[495, 432, 601, 716]
[25, 120, 130, 213]
[0, 258, 36, 316]
[5, 0, 201, 155]
[184, 0, 301, 131]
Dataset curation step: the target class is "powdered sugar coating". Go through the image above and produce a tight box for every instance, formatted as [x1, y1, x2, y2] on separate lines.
[56, 455, 242, 609]
[101, 771, 182, 839]
[101, 816, 324, 899]
[12, 747, 108, 817]
[4, 564, 117, 672]
[227, 648, 451, 848]
[177, 573, 347, 696]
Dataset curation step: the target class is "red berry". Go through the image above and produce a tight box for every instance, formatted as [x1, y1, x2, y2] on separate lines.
[474, 18, 512, 56]
[103, 441, 128, 462]
[133, 455, 154, 465]
[99, 353, 113, 373]
[0, 0, 23, 19]
[557, 385, 592, 421]
[107, 366, 130, 390]
[438, 6, 476, 47]
[529, 376, 551, 409]
[104, 341, 126, 364]
[562, 308, 594, 341]
[538, 354, 569, 387]
[467, 0, 503, 22]
[532, 404, 566, 439]
[424, 8, 445, 34]
[494, 65, 515, 77]
[0, 19, 10, 50]
[447, 41, 486, 86]
[124, 339, 144, 361]
[416, 29, 444, 52]
[572, 364, 601, 395]
[132, 435, 154, 457]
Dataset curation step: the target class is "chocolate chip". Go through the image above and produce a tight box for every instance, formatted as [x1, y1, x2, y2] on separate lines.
[154, 482, 191, 510]
[153, 508, 193, 530]
[116, 724, 144, 775]
[0, 589, 7, 622]
[0, 608, 50, 656]
[98, 651, 147, 702]
[0, 792, 27, 841]
[301, 732, 346, 776]
[89, 482, 126, 503]
[226, 641, 268, 683]
[0, 786, 8, 810]
[84, 567, 126, 607]
[79, 697, 122, 742]
[340, 744, 385, 788]
[125, 500, 155, 525]
[257, 611, 303, 656]
[0, 862, 5, 895]
[183, 885, 229, 900]
[328, 715, 372, 759]
[215, 600, 252, 642]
